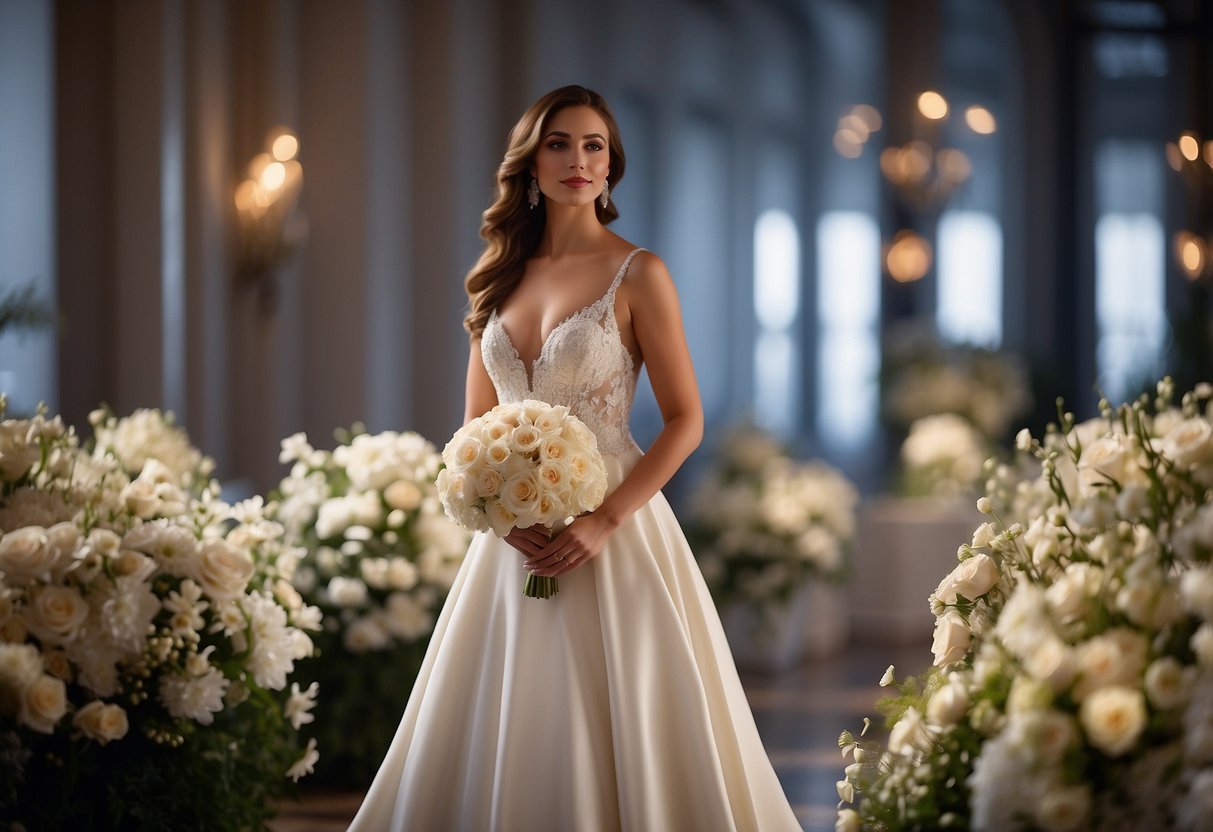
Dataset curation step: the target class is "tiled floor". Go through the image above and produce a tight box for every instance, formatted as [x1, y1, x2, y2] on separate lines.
[269, 640, 934, 832]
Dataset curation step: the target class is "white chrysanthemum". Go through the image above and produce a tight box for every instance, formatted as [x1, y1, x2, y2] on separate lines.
[122, 521, 199, 577]
[97, 575, 161, 654]
[163, 578, 209, 634]
[159, 665, 229, 725]
[242, 592, 306, 690]
[93, 408, 211, 481]
[0, 488, 80, 534]
[286, 736, 319, 782]
[283, 680, 319, 730]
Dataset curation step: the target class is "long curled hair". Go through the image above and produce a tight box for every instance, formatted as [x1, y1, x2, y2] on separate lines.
[463, 85, 626, 338]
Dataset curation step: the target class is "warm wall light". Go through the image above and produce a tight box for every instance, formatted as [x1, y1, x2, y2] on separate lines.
[917, 91, 948, 120]
[885, 230, 932, 283]
[1166, 129, 1213, 281]
[235, 126, 306, 300]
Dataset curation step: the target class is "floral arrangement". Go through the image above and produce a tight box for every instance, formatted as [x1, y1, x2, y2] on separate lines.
[437, 399, 608, 599]
[882, 322, 1032, 442]
[272, 425, 469, 786]
[686, 425, 857, 611]
[0, 403, 320, 830]
[837, 378, 1213, 831]
[899, 413, 990, 499]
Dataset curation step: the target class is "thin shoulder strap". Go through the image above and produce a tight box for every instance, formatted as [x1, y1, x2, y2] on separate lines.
[607, 247, 646, 300]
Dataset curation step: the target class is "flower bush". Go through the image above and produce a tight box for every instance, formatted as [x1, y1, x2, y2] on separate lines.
[837, 378, 1213, 831]
[899, 413, 990, 499]
[273, 425, 470, 787]
[686, 425, 857, 612]
[0, 403, 320, 830]
[882, 322, 1033, 442]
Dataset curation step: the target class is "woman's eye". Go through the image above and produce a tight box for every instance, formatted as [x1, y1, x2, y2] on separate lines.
[586, 142, 603, 151]
[547, 141, 567, 150]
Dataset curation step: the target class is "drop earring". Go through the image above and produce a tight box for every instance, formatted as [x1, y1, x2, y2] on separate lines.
[600, 180, 610, 208]
[527, 177, 540, 209]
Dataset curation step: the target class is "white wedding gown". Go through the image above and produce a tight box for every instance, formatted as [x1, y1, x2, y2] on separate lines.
[349, 248, 801, 831]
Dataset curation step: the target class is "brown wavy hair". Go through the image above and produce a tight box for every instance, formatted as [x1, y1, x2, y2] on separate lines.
[463, 85, 626, 337]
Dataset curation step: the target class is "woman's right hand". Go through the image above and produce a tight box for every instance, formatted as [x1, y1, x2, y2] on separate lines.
[504, 527, 550, 559]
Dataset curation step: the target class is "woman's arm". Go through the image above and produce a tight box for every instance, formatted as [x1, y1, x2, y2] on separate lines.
[528, 253, 703, 576]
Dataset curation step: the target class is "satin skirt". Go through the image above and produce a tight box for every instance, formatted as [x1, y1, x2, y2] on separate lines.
[348, 447, 801, 832]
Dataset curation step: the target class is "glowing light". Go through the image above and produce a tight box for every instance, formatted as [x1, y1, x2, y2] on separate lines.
[936, 148, 971, 184]
[902, 142, 932, 183]
[852, 104, 882, 132]
[247, 152, 272, 181]
[1176, 232, 1205, 279]
[271, 132, 299, 162]
[1179, 133, 1199, 162]
[834, 131, 863, 159]
[964, 105, 996, 134]
[879, 147, 903, 181]
[839, 114, 871, 142]
[917, 91, 948, 120]
[1205, 140, 1213, 169]
[260, 161, 287, 191]
[885, 230, 932, 283]
[234, 180, 257, 213]
[1166, 143, 1183, 172]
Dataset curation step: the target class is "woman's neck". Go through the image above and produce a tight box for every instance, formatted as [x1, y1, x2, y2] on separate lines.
[536, 203, 609, 259]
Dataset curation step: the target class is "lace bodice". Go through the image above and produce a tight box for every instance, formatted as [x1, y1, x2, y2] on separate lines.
[481, 248, 644, 456]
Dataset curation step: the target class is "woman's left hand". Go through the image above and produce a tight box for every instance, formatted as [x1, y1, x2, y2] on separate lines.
[523, 512, 619, 577]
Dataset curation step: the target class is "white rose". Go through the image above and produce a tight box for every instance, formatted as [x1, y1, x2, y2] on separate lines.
[386, 558, 418, 591]
[1193, 623, 1213, 667]
[27, 586, 89, 644]
[0, 526, 57, 583]
[537, 460, 571, 497]
[474, 467, 503, 498]
[887, 706, 931, 756]
[1161, 418, 1213, 469]
[383, 592, 434, 641]
[1034, 784, 1091, 832]
[1013, 709, 1077, 764]
[1023, 637, 1076, 693]
[384, 479, 423, 511]
[446, 434, 484, 470]
[1077, 435, 1140, 493]
[1181, 568, 1213, 621]
[484, 440, 512, 468]
[327, 576, 368, 608]
[1079, 685, 1145, 757]
[835, 808, 861, 832]
[932, 611, 971, 667]
[508, 424, 542, 455]
[73, 700, 129, 743]
[45, 522, 82, 561]
[927, 674, 970, 726]
[971, 522, 996, 549]
[935, 553, 1000, 605]
[20, 674, 67, 734]
[191, 539, 255, 601]
[488, 501, 517, 538]
[1046, 571, 1088, 623]
[113, 550, 156, 580]
[1074, 628, 1147, 700]
[482, 419, 513, 443]
[533, 406, 570, 434]
[501, 472, 541, 518]
[1144, 657, 1194, 709]
[0, 642, 43, 694]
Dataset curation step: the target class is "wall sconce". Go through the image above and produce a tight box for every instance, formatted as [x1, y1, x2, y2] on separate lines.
[1166, 130, 1213, 281]
[836, 92, 995, 282]
[234, 127, 306, 305]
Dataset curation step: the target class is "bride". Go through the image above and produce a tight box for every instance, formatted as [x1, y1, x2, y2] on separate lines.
[349, 84, 801, 831]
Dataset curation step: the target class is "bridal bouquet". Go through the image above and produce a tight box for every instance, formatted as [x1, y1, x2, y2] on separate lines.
[272, 426, 470, 785]
[837, 378, 1213, 831]
[686, 424, 857, 611]
[0, 403, 320, 830]
[437, 399, 608, 599]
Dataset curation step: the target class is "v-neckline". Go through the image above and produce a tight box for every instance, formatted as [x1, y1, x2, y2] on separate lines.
[491, 248, 641, 390]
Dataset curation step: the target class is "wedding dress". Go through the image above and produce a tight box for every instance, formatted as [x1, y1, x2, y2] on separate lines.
[349, 248, 801, 831]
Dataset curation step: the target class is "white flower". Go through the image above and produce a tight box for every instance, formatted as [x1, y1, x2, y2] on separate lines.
[278, 432, 314, 465]
[1178, 769, 1213, 832]
[1180, 567, 1213, 621]
[326, 576, 368, 608]
[977, 497, 993, 514]
[927, 673, 970, 727]
[935, 553, 1000, 609]
[100, 576, 162, 654]
[20, 674, 67, 733]
[283, 681, 319, 730]
[1160, 417, 1213, 469]
[0, 526, 57, 584]
[888, 706, 931, 756]
[159, 665, 229, 725]
[932, 611, 971, 667]
[1144, 657, 1194, 709]
[880, 665, 895, 686]
[343, 615, 391, 653]
[286, 737, 319, 782]
[501, 472, 541, 519]
[386, 557, 419, 591]
[507, 424, 542, 455]
[1077, 434, 1142, 494]
[1193, 624, 1213, 667]
[383, 592, 434, 641]
[243, 592, 305, 689]
[384, 478, 423, 511]
[1023, 636, 1077, 693]
[1034, 783, 1092, 832]
[25, 585, 89, 644]
[0, 642, 44, 703]
[835, 808, 861, 832]
[191, 539, 255, 601]
[1079, 685, 1146, 757]
[1074, 628, 1147, 700]
[73, 700, 129, 743]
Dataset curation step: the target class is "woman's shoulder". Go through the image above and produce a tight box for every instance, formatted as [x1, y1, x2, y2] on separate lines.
[618, 245, 671, 289]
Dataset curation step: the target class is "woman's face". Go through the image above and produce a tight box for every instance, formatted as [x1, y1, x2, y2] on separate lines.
[531, 105, 610, 210]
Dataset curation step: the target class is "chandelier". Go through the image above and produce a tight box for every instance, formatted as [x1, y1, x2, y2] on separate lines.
[1166, 130, 1213, 281]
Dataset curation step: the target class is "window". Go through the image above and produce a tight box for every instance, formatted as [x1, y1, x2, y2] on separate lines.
[753, 210, 800, 436]
[937, 211, 1003, 347]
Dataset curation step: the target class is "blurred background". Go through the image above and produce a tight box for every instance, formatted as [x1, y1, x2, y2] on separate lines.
[2, 0, 1212, 495]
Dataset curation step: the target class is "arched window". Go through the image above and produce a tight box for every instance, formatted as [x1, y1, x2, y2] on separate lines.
[753, 209, 801, 436]
[937, 211, 1003, 347]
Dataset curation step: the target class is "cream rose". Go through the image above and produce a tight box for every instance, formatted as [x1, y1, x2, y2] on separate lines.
[73, 700, 129, 743]
[509, 424, 542, 455]
[935, 553, 1000, 605]
[191, 539, 255, 601]
[483, 419, 513, 443]
[533, 405, 570, 434]
[1073, 628, 1146, 700]
[887, 706, 931, 756]
[488, 501, 518, 538]
[501, 472, 540, 518]
[932, 611, 971, 666]
[1079, 685, 1146, 757]
[1077, 435, 1139, 493]
[1144, 656, 1194, 709]
[21, 674, 67, 734]
[446, 434, 484, 471]
[384, 479, 423, 511]
[484, 440, 512, 468]
[1161, 417, 1213, 469]
[1181, 567, 1213, 621]
[474, 467, 503, 498]
[28, 586, 89, 644]
[927, 674, 970, 726]
[0, 526, 57, 583]
[1034, 784, 1091, 832]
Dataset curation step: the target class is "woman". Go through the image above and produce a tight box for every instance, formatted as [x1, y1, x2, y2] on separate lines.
[350, 85, 801, 831]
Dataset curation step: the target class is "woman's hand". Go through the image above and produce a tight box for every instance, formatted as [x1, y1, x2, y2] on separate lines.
[504, 527, 551, 559]
[523, 512, 619, 577]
